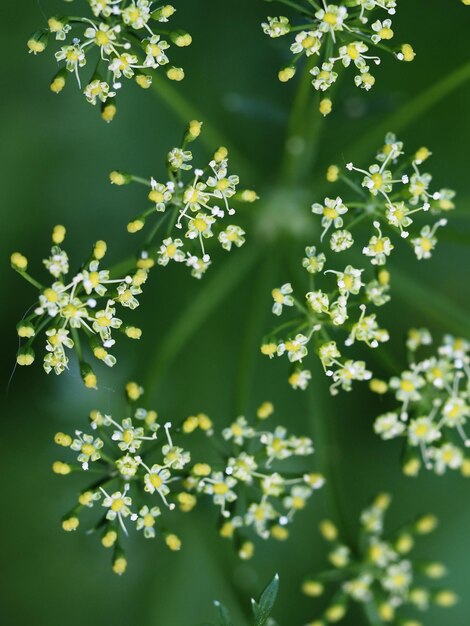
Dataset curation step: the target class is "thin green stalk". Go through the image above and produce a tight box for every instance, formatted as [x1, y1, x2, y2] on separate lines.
[233, 256, 274, 414]
[150, 74, 254, 177]
[344, 60, 470, 163]
[143, 246, 259, 393]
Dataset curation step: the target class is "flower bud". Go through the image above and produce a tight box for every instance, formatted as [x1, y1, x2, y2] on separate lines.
[17, 347, 35, 366]
[11, 252, 28, 271]
[27, 30, 49, 54]
[166, 67, 184, 81]
[50, 68, 67, 94]
[171, 31, 192, 47]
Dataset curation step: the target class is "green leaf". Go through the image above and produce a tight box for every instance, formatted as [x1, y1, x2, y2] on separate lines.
[252, 574, 280, 626]
[214, 600, 234, 626]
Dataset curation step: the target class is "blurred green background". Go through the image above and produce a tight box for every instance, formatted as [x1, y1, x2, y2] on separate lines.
[1, 1, 469, 625]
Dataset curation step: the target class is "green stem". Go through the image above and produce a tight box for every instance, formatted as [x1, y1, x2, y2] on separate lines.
[234, 256, 273, 414]
[17, 270, 43, 290]
[343, 59, 470, 163]
[143, 246, 259, 393]
[149, 74, 254, 177]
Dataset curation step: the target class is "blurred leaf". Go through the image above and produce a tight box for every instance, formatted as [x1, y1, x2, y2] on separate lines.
[252, 574, 279, 626]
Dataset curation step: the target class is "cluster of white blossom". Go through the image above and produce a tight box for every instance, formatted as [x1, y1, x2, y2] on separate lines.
[262, 1, 415, 112]
[12, 226, 147, 388]
[52, 391, 322, 571]
[181, 402, 324, 560]
[27, 1, 191, 121]
[53, 382, 192, 574]
[110, 121, 257, 278]
[302, 494, 457, 625]
[261, 134, 454, 394]
[374, 330, 470, 477]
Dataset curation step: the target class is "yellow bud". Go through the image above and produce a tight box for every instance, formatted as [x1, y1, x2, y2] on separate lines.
[374, 492, 391, 511]
[257, 401, 274, 419]
[93, 346, 108, 361]
[11, 252, 28, 271]
[302, 580, 324, 597]
[187, 120, 202, 140]
[396, 533, 414, 554]
[27, 31, 48, 54]
[159, 5, 176, 18]
[400, 43, 415, 62]
[62, 517, 79, 532]
[54, 432, 72, 447]
[52, 461, 71, 475]
[325, 605, 346, 622]
[102, 530, 118, 548]
[369, 378, 388, 394]
[125, 326, 142, 340]
[165, 534, 182, 551]
[177, 492, 197, 512]
[434, 590, 458, 607]
[126, 381, 143, 401]
[50, 73, 66, 93]
[173, 32, 192, 47]
[193, 463, 211, 476]
[271, 525, 289, 540]
[17, 351, 35, 366]
[52, 224, 66, 244]
[240, 189, 259, 202]
[425, 562, 446, 579]
[135, 74, 152, 89]
[326, 165, 339, 182]
[17, 322, 35, 338]
[113, 557, 127, 575]
[403, 456, 421, 477]
[213, 146, 228, 162]
[261, 342, 277, 357]
[137, 257, 155, 270]
[415, 147, 431, 163]
[83, 372, 97, 389]
[127, 219, 145, 234]
[319, 98, 332, 116]
[219, 521, 235, 538]
[93, 240, 107, 260]
[101, 102, 117, 123]
[415, 514, 438, 534]
[197, 413, 213, 431]
[182, 416, 199, 433]
[378, 269, 390, 286]
[378, 603, 394, 621]
[166, 67, 184, 81]
[78, 491, 94, 506]
[278, 66, 296, 82]
[239, 541, 254, 560]
[109, 171, 129, 186]
[319, 519, 338, 542]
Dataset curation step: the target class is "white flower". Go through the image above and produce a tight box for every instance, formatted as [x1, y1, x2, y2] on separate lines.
[84, 80, 115, 105]
[222, 416, 255, 446]
[371, 19, 394, 45]
[218, 225, 245, 251]
[374, 412, 405, 440]
[288, 369, 312, 390]
[271, 283, 294, 316]
[157, 238, 185, 266]
[122, 0, 151, 30]
[109, 53, 139, 79]
[43, 248, 69, 277]
[136, 505, 161, 538]
[315, 5, 348, 32]
[310, 62, 338, 91]
[262, 16, 290, 38]
[302, 246, 326, 274]
[277, 334, 309, 362]
[312, 196, 348, 239]
[330, 229, 353, 252]
[408, 417, 441, 446]
[290, 30, 322, 57]
[144, 35, 170, 67]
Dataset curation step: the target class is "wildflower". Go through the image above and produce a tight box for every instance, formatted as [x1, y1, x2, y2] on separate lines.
[114, 126, 253, 276]
[305, 495, 454, 624]
[12, 227, 145, 386]
[263, 1, 413, 105]
[374, 331, 470, 475]
[311, 196, 348, 239]
[28, 1, 192, 118]
[272, 283, 294, 316]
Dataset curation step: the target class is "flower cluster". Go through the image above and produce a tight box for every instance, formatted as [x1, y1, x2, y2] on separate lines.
[260, 134, 454, 394]
[374, 329, 470, 477]
[52, 388, 319, 572]
[12, 226, 147, 388]
[27, 1, 191, 121]
[182, 402, 323, 560]
[302, 494, 457, 625]
[53, 382, 191, 574]
[110, 121, 257, 278]
[262, 1, 415, 112]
